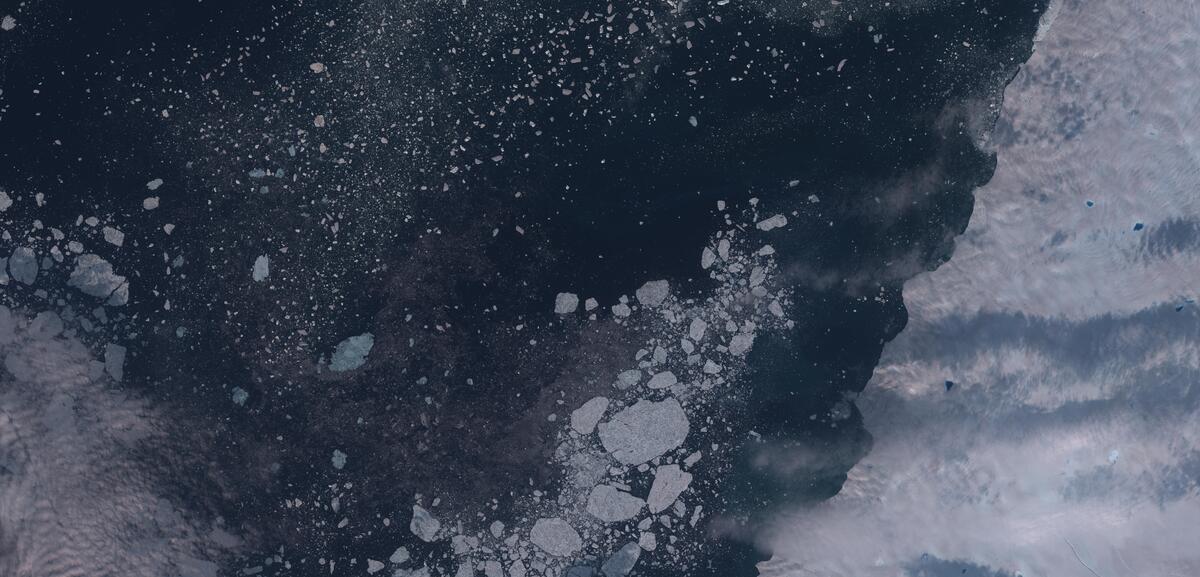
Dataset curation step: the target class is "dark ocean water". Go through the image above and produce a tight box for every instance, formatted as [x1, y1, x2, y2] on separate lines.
[0, 1, 1048, 575]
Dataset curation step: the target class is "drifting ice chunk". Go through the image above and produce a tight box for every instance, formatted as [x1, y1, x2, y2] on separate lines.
[252, 255, 270, 282]
[586, 484, 645, 522]
[635, 280, 670, 307]
[330, 333, 374, 372]
[728, 333, 755, 357]
[554, 292, 579, 314]
[146, 178, 164, 190]
[105, 343, 126, 382]
[1, 16, 15, 31]
[688, 318, 707, 342]
[601, 542, 641, 577]
[647, 464, 693, 513]
[389, 547, 410, 564]
[615, 369, 641, 389]
[571, 396, 610, 435]
[8, 247, 37, 285]
[102, 226, 125, 247]
[529, 517, 582, 557]
[69, 254, 128, 306]
[646, 371, 677, 390]
[410, 504, 441, 542]
[367, 559, 385, 574]
[756, 214, 788, 231]
[143, 197, 160, 210]
[231, 387, 249, 406]
[598, 398, 689, 465]
[331, 450, 348, 470]
[701, 247, 716, 269]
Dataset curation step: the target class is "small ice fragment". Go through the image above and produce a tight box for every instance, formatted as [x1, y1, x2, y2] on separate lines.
[554, 292, 579, 314]
[146, 178, 164, 190]
[688, 115, 698, 127]
[635, 280, 670, 307]
[1108, 449, 1120, 464]
[585, 297, 599, 311]
[330, 333, 374, 372]
[331, 450, 348, 470]
[647, 371, 677, 390]
[571, 396, 610, 435]
[688, 318, 707, 342]
[586, 484, 645, 523]
[410, 504, 441, 542]
[612, 303, 631, 317]
[647, 464, 693, 513]
[248, 168, 267, 178]
[756, 214, 788, 231]
[310, 62, 326, 73]
[490, 520, 505, 538]
[700, 247, 716, 269]
[102, 226, 125, 247]
[252, 255, 270, 282]
[367, 559, 385, 574]
[143, 197, 159, 210]
[529, 517, 582, 557]
[598, 398, 690, 465]
[702, 359, 722, 374]
[1, 16, 15, 31]
[628, 22, 639, 34]
[0, 190, 11, 211]
[231, 387, 249, 406]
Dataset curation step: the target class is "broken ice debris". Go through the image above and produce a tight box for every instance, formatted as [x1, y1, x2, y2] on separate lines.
[331, 450, 348, 470]
[529, 517, 582, 557]
[635, 280, 670, 307]
[0, 15, 15, 31]
[586, 484, 645, 522]
[571, 396, 610, 435]
[330, 333, 374, 371]
[143, 197, 160, 210]
[0, 190, 12, 211]
[646, 371, 677, 390]
[69, 254, 129, 305]
[367, 559, 385, 574]
[252, 255, 270, 282]
[8, 247, 37, 285]
[231, 387, 249, 406]
[554, 292, 579, 314]
[146, 178, 164, 190]
[598, 398, 690, 465]
[756, 214, 788, 231]
[647, 464, 693, 513]
[410, 504, 441, 542]
[701, 247, 717, 269]
[688, 318, 707, 341]
[601, 542, 641, 577]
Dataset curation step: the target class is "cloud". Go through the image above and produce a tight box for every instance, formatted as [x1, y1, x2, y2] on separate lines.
[0, 307, 238, 577]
